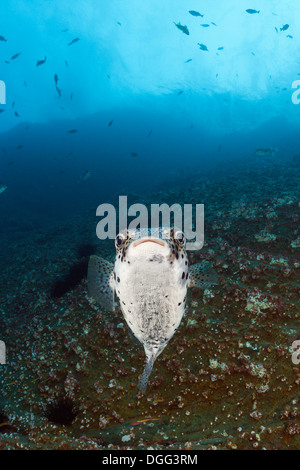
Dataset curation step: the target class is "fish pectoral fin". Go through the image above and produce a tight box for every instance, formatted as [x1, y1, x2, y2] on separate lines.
[87, 255, 115, 311]
[189, 262, 218, 289]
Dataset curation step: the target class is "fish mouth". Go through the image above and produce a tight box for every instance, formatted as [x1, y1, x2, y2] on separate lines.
[133, 237, 165, 248]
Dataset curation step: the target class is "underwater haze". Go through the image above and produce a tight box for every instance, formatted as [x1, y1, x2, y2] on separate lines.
[0, 0, 299, 451]
[0, 0, 300, 225]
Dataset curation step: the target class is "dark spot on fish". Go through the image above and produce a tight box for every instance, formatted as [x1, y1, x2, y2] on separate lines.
[182, 272, 185, 279]
[117, 276, 120, 283]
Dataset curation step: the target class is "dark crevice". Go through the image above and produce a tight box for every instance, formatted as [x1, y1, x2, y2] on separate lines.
[46, 398, 78, 426]
[0, 411, 18, 434]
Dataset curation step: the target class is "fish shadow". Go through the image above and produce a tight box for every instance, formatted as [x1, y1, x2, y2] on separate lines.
[50, 243, 96, 298]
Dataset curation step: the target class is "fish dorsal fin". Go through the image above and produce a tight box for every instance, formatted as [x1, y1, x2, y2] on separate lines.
[87, 255, 115, 311]
[189, 262, 218, 289]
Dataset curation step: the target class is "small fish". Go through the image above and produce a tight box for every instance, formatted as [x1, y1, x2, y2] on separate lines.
[218, 47, 224, 50]
[61, 28, 68, 32]
[108, 119, 114, 126]
[17, 144, 23, 149]
[88, 228, 218, 392]
[286, 34, 293, 38]
[185, 59, 192, 63]
[189, 10, 203, 17]
[0, 182, 7, 194]
[36, 56, 46, 67]
[197, 43, 208, 51]
[275, 27, 278, 33]
[14, 111, 19, 117]
[200, 24, 210, 27]
[67, 129, 77, 133]
[131, 152, 138, 157]
[147, 130, 152, 136]
[68, 37, 80, 46]
[54, 74, 59, 85]
[117, 22, 122, 26]
[0, 35, 7, 42]
[81, 170, 91, 181]
[174, 22, 189, 35]
[246, 9, 260, 14]
[177, 90, 183, 96]
[11, 52, 21, 60]
[211, 22, 217, 26]
[280, 24, 289, 31]
[56, 86, 62, 97]
[65, 60, 69, 67]
[0, 109, 5, 113]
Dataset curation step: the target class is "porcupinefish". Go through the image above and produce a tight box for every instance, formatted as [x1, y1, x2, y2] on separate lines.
[88, 227, 218, 392]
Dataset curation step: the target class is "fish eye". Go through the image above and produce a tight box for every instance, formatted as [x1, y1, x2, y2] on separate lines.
[115, 233, 126, 248]
[175, 231, 185, 246]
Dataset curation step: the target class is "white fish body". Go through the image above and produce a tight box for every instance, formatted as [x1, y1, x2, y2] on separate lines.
[88, 228, 218, 392]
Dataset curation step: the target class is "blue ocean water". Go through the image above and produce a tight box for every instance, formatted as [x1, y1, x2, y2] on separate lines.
[0, 0, 300, 229]
[0, 1, 299, 451]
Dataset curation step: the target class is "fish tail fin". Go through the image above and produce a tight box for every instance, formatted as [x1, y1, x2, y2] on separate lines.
[138, 348, 160, 392]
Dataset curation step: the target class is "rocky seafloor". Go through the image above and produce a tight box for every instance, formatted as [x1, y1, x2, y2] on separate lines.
[0, 155, 299, 450]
